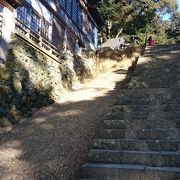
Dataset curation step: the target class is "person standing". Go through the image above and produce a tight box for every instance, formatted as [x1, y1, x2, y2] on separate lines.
[148, 36, 155, 46]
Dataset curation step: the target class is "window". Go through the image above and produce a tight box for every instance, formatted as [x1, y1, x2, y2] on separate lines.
[16, 5, 50, 41]
[66, 0, 72, 17]
[0, 4, 3, 13]
[77, 5, 82, 28]
[59, 0, 66, 9]
[30, 12, 40, 33]
[16, 6, 30, 26]
[72, 0, 78, 23]
[26, 0, 31, 3]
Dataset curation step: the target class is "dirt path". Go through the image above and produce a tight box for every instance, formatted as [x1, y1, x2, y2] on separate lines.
[0, 69, 130, 180]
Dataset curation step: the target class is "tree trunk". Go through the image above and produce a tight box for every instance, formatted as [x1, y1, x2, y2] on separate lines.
[115, 28, 123, 38]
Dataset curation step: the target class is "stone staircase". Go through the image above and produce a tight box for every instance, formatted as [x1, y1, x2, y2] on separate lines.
[79, 45, 180, 180]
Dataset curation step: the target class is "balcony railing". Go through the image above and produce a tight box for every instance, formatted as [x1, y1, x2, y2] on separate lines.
[15, 17, 60, 58]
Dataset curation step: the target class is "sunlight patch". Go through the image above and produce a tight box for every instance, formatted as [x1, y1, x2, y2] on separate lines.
[0, 148, 22, 160]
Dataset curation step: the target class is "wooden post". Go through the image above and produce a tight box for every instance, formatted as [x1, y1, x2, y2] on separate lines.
[38, 36, 43, 46]
[63, 28, 67, 51]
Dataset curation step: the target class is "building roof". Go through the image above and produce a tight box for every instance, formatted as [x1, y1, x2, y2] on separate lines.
[101, 38, 125, 49]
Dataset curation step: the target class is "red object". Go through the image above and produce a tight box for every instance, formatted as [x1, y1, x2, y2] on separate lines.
[148, 36, 155, 46]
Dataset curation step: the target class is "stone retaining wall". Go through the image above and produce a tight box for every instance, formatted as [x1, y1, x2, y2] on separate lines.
[0, 34, 98, 127]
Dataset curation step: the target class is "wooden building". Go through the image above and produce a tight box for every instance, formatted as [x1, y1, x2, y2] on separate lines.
[0, 0, 103, 61]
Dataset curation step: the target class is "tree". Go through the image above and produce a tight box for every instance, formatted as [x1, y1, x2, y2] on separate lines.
[167, 12, 180, 41]
[97, 0, 178, 40]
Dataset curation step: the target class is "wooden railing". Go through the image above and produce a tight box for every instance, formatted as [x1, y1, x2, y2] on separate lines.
[15, 18, 60, 58]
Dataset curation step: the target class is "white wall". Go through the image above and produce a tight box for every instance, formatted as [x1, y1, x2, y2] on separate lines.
[0, 6, 15, 61]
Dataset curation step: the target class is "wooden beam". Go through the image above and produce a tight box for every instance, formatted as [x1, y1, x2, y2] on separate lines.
[5, 0, 24, 8]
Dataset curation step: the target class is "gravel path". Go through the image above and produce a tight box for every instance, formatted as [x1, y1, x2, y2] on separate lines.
[0, 69, 130, 180]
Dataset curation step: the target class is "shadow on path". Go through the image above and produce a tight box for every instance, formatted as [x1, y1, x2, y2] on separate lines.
[0, 68, 132, 180]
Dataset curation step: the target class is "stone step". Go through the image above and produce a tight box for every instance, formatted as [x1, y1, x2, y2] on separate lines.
[140, 82, 180, 89]
[107, 111, 180, 120]
[118, 87, 180, 95]
[103, 119, 180, 129]
[89, 149, 180, 167]
[132, 71, 180, 88]
[161, 104, 180, 111]
[117, 88, 180, 99]
[110, 104, 180, 113]
[113, 98, 180, 105]
[93, 139, 180, 152]
[96, 129, 180, 140]
[114, 88, 180, 105]
[140, 65, 179, 71]
[81, 163, 180, 180]
[80, 46, 180, 179]
[79, 179, 96, 180]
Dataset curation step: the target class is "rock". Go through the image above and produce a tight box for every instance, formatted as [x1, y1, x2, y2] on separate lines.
[0, 117, 11, 127]
[0, 106, 8, 115]
[0, 64, 10, 80]
[25, 111, 33, 118]
[13, 78, 22, 94]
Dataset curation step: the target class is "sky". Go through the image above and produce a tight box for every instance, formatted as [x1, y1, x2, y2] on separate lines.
[178, 0, 180, 11]
[163, 0, 180, 20]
